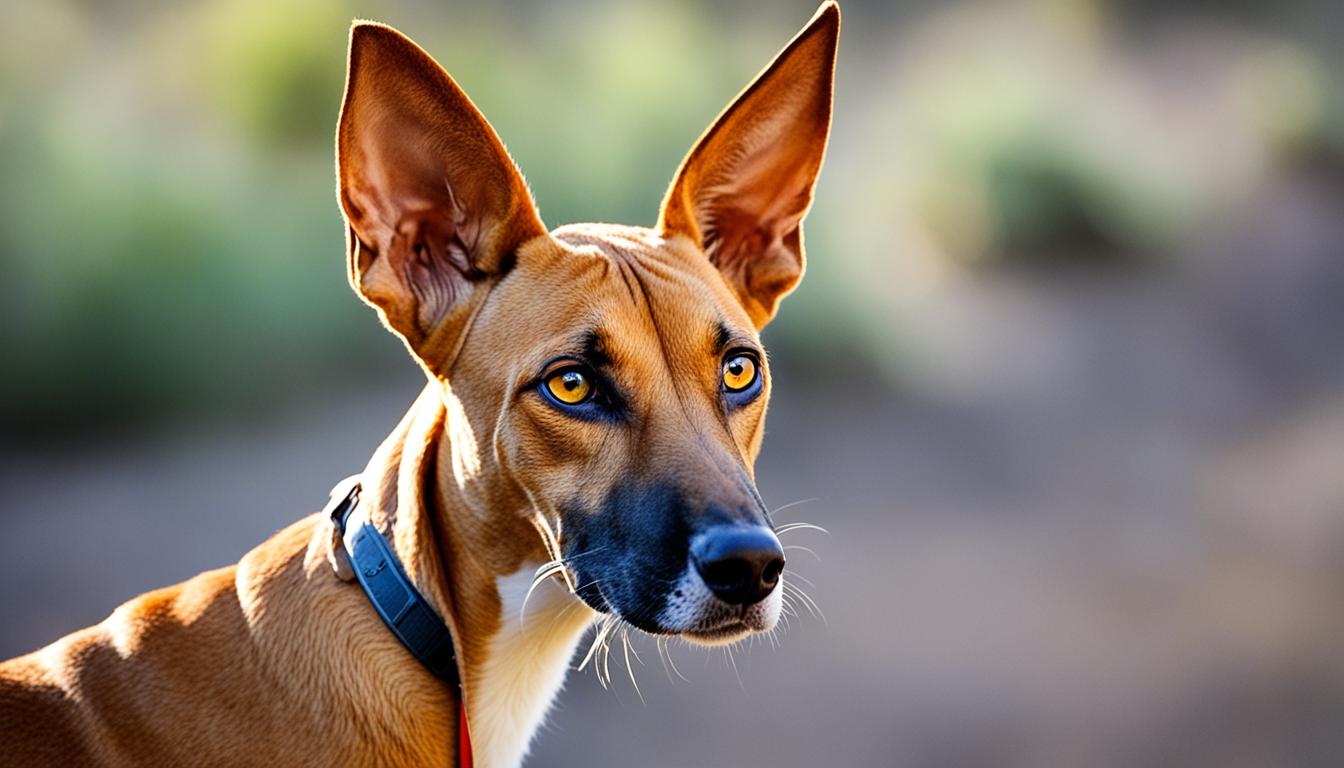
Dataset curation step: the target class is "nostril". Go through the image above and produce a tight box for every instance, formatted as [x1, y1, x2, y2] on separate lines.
[761, 557, 784, 588]
[698, 558, 752, 594]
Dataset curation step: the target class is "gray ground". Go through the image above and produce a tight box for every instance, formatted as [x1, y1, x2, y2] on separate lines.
[2, 179, 1342, 767]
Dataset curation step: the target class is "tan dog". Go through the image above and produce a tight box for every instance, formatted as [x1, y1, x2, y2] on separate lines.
[0, 4, 838, 765]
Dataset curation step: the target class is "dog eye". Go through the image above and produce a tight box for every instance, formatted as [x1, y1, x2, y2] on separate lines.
[722, 354, 758, 392]
[545, 369, 593, 405]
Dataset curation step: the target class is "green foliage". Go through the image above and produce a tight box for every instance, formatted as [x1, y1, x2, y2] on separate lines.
[199, 0, 351, 148]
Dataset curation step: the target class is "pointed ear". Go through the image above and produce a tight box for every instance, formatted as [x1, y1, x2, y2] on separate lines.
[337, 22, 546, 370]
[658, 3, 838, 329]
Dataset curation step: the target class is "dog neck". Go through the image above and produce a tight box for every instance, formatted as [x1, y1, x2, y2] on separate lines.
[345, 382, 597, 767]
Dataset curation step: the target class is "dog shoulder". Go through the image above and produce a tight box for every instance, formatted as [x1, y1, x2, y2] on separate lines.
[0, 515, 345, 765]
[0, 662, 97, 764]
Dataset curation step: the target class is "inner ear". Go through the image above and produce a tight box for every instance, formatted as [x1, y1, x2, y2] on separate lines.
[337, 22, 545, 368]
[658, 3, 838, 329]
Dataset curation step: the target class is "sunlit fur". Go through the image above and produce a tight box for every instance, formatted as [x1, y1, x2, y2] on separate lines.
[0, 5, 838, 766]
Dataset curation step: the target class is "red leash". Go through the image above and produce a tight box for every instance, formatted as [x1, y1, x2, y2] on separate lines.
[459, 705, 473, 768]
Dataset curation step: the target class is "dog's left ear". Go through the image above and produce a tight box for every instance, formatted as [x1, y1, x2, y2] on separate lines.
[337, 22, 546, 371]
[658, 2, 839, 329]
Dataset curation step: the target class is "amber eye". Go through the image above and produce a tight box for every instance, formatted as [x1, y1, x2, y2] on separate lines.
[545, 369, 592, 405]
[722, 354, 758, 392]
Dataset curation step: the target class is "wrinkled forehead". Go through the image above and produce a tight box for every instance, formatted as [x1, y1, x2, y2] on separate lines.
[473, 224, 758, 369]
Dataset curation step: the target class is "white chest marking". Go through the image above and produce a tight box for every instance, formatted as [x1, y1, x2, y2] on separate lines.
[469, 567, 597, 768]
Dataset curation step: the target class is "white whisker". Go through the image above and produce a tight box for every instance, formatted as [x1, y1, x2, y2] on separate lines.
[787, 571, 818, 590]
[621, 627, 644, 704]
[724, 645, 744, 690]
[774, 522, 830, 537]
[665, 639, 689, 682]
[782, 544, 822, 562]
[520, 561, 568, 623]
[579, 614, 615, 677]
[783, 581, 826, 624]
[770, 498, 820, 516]
[599, 623, 614, 688]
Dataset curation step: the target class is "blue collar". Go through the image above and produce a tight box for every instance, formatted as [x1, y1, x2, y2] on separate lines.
[326, 477, 462, 686]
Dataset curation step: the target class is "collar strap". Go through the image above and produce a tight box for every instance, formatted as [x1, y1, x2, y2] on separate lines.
[326, 477, 462, 685]
[326, 478, 474, 768]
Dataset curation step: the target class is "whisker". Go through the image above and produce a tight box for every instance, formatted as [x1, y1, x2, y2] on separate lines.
[665, 639, 689, 683]
[600, 621, 614, 688]
[622, 627, 645, 704]
[528, 508, 566, 580]
[774, 522, 830, 537]
[783, 581, 826, 624]
[578, 626, 601, 674]
[655, 637, 675, 684]
[554, 546, 610, 565]
[579, 614, 615, 678]
[520, 561, 568, 623]
[724, 645, 744, 690]
[585, 615, 617, 689]
[624, 631, 645, 666]
[782, 544, 822, 562]
[770, 497, 820, 516]
[787, 572, 818, 590]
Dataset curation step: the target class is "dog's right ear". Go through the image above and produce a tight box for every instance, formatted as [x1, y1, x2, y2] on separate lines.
[337, 22, 545, 371]
[658, 3, 838, 330]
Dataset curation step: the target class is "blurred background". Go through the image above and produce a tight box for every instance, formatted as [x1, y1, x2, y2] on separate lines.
[2, 0, 1343, 765]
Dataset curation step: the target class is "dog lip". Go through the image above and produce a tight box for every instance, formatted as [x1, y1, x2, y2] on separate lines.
[681, 620, 753, 645]
[682, 621, 758, 645]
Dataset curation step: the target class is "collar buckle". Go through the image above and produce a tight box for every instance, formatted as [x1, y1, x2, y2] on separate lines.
[325, 475, 363, 533]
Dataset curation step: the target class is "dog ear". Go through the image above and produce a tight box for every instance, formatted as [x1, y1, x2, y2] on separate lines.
[658, 3, 838, 330]
[337, 22, 546, 370]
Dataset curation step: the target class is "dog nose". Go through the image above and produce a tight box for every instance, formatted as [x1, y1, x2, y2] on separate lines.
[691, 526, 786, 606]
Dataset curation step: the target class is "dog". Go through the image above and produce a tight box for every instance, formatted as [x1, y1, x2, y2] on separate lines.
[0, 4, 838, 765]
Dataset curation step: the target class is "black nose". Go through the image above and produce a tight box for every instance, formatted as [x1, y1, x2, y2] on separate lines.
[691, 526, 786, 606]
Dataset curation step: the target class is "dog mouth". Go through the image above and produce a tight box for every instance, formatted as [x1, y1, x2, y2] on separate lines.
[677, 596, 779, 644]
[570, 573, 778, 645]
[566, 546, 785, 645]
[681, 619, 754, 645]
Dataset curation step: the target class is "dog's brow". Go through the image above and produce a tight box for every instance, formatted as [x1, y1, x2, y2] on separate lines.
[536, 327, 613, 376]
[713, 320, 758, 354]
[570, 328, 612, 369]
[713, 321, 734, 352]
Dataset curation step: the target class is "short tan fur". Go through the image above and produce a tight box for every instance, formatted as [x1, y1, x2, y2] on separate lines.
[0, 4, 838, 766]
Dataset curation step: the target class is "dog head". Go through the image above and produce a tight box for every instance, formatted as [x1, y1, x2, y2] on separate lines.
[336, 4, 837, 645]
